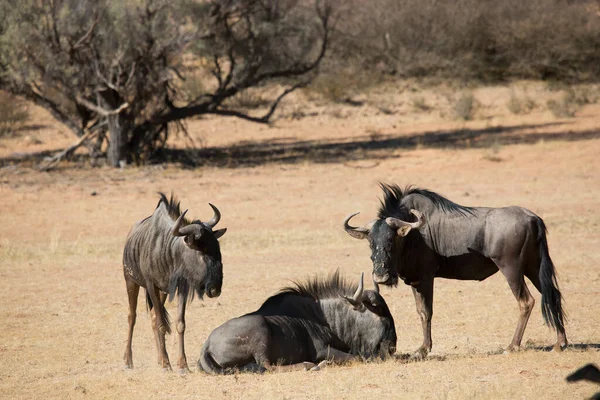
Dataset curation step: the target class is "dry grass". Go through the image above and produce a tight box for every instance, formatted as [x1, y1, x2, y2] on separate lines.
[1, 85, 599, 400]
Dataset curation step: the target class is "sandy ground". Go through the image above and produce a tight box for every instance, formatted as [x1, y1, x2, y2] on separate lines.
[0, 82, 599, 399]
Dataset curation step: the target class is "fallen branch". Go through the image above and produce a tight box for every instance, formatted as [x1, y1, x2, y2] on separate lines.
[38, 123, 105, 171]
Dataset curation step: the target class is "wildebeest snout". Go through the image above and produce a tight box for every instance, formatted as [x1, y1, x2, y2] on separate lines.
[373, 269, 397, 286]
[207, 286, 221, 298]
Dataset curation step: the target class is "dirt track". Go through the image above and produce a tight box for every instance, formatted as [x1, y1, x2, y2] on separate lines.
[1, 83, 599, 399]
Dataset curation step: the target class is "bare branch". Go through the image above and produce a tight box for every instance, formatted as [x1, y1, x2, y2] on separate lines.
[38, 122, 107, 171]
[73, 15, 101, 49]
[75, 95, 129, 117]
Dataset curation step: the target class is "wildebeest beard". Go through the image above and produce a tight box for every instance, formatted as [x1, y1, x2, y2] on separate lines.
[167, 256, 223, 302]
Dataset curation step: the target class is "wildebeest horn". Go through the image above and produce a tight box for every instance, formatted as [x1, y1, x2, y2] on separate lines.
[353, 272, 365, 302]
[171, 210, 189, 237]
[205, 203, 221, 229]
[373, 276, 380, 294]
[343, 212, 370, 240]
[340, 272, 365, 307]
[385, 209, 425, 236]
[172, 209, 204, 238]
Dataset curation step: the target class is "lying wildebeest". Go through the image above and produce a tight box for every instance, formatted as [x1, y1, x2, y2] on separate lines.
[123, 193, 227, 373]
[344, 184, 567, 358]
[198, 271, 396, 374]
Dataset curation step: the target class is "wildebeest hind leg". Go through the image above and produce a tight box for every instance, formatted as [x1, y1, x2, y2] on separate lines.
[148, 285, 171, 371]
[123, 278, 139, 369]
[496, 260, 535, 352]
[525, 269, 568, 351]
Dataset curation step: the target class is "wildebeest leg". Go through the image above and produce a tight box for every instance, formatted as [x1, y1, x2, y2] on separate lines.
[496, 260, 535, 352]
[123, 278, 139, 369]
[317, 346, 357, 364]
[265, 361, 321, 372]
[411, 278, 434, 359]
[525, 270, 568, 351]
[176, 291, 189, 374]
[151, 291, 168, 365]
[148, 285, 171, 371]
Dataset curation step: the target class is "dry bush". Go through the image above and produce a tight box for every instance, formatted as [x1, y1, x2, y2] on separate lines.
[507, 91, 535, 115]
[411, 95, 430, 112]
[0, 92, 29, 137]
[326, 0, 600, 82]
[452, 92, 476, 120]
[547, 96, 577, 118]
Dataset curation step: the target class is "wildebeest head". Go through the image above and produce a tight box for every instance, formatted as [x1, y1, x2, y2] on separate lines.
[339, 273, 397, 357]
[171, 204, 226, 298]
[343, 210, 424, 286]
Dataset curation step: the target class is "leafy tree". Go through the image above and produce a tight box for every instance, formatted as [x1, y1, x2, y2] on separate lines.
[0, 0, 332, 168]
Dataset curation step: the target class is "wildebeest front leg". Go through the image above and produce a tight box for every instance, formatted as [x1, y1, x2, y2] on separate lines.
[176, 291, 189, 374]
[123, 279, 140, 369]
[319, 346, 357, 364]
[411, 278, 434, 360]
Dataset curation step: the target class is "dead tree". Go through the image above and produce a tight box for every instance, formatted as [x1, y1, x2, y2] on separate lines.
[0, 0, 332, 168]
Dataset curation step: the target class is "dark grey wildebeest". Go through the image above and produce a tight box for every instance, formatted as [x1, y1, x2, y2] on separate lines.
[344, 184, 567, 358]
[198, 271, 396, 374]
[123, 193, 227, 373]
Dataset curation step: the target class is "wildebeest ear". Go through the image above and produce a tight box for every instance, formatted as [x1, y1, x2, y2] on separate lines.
[396, 225, 412, 237]
[213, 228, 227, 239]
[339, 294, 365, 311]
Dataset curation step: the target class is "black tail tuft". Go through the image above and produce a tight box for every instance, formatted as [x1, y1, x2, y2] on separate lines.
[537, 218, 566, 333]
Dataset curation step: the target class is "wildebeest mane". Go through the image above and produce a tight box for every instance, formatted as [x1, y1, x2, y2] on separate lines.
[157, 192, 191, 225]
[275, 270, 357, 301]
[377, 183, 475, 218]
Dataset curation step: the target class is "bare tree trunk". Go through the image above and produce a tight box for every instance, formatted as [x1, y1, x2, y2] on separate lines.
[99, 89, 130, 167]
[106, 115, 130, 167]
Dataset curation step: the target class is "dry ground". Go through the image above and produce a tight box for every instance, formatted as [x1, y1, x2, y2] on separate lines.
[0, 81, 599, 399]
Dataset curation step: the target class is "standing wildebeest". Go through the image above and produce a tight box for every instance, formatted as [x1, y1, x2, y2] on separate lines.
[198, 271, 397, 374]
[344, 184, 567, 358]
[123, 193, 227, 373]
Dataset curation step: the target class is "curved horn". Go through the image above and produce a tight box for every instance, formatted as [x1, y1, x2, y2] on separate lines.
[385, 208, 425, 236]
[340, 272, 365, 307]
[205, 203, 221, 229]
[171, 210, 189, 237]
[409, 209, 424, 228]
[343, 212, 369, 240]
[352, 272, 365, 302]
[372, 275, 380, 294]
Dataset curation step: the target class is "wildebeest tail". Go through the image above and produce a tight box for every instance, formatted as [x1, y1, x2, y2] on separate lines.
[198, 340, 223, 374]
[145, 288, 171, 335]
[536, 217, 566, 333]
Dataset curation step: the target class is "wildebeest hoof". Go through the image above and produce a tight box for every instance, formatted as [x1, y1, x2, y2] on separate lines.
[504, 345, 520, 354]
[410, 349, 428, 361]
[123, 365, 133, 371]
[178, 368, 190, 376]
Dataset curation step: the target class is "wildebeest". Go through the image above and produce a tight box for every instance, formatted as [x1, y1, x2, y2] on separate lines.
[567, 363, 600, 400]
[123, 193, 227, 373]
[198, 271, 396, 374]
[344, 184, 567, 358]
